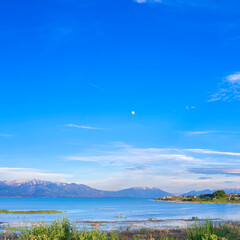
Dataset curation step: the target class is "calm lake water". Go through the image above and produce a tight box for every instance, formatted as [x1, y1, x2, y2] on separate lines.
[0, 198, 240, 230]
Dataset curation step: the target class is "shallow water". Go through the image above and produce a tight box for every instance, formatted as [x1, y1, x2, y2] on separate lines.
[0, 198, 239, 230]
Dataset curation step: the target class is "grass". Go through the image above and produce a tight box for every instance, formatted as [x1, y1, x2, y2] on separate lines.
[0, 210, 66, 214]
[186, 220, 240, 240]
[2, 218, 240, 240]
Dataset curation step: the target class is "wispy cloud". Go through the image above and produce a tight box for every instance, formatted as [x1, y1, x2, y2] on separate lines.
[63, 143, 240, 193]
[88, 82, 105, 92]
[185, 148, 240, 157]
[186, 106, 196, 110]
[186, 131, 220, 136]
[125, 165, 151, 171]
[225, 73, 240, 84]
[189, 167, 240, 176]
[64, 124, 102, 130]
[0, 168, 72, 182]
[135, 0, 162, 3]
[134, 0, 219, 7]
[209, 72, 240, 102]
[0, 134, 13, 137]
[66, 147, 199, 164]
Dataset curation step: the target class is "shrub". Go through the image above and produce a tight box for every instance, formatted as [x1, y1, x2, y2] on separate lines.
[18, 217, 74, 240]
[212, 190, 227, 199]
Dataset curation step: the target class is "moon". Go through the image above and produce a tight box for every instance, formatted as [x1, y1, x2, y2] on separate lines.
[131, 111, 136, 115]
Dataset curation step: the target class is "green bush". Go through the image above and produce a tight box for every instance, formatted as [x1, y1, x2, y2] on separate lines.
[212, 190, 227, 199]
[17, 218, 174, 240]
[18, 217, 74, 240]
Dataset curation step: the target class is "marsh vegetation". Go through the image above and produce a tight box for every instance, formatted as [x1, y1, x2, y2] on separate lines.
[1, 217, 240, 240]
[0, 210, 66, 214]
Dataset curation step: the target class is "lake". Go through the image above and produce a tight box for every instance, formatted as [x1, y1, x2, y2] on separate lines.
[0, 198, 240, 230]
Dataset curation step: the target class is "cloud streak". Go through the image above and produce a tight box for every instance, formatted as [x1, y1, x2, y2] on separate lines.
[135, 0, 162, 3]
[209, 72, 240, 102]
[0, 134, 13, 137]
[186, 131, 220, 136]
[125, 165, 151, 171]
[65, 124, 102, 130]
[0, 168, 72, 182]
[66, 147, 200, 164]
[185, 148, 240, 157]
[134, 0, 220, 7]
[189, 167, 240, 176]
[88, 82, 105, 92]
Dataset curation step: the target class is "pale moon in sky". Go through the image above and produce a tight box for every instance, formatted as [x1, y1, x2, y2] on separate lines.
[131, 111, 136, 115]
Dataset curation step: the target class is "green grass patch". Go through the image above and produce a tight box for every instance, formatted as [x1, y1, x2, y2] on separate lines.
[0, 210, 66, 214]
[186, 220, 240, 240]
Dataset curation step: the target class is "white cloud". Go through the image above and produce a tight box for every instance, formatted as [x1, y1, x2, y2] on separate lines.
[0, 134, 13, 137]
[209, 72, 240, 101]
[135, 0, 162, 3]
[187, 131, 220, 136]
[0, 167, 72, 182]
[64, 124, 102, 130]
[66, 147, 200, 164]
[135, 0, 146, 2]
[186, 106, 196, 110]
[126, 165, 151, 171]
[134, 0, 215, 7]
[185, 148, 240, 157]
[225, 72, 240, 84]
[62, 143, 240, 193]
[189, 167, 240, 176]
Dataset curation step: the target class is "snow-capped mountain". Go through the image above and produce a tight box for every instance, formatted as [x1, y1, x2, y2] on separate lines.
[0, 180, 173, 198]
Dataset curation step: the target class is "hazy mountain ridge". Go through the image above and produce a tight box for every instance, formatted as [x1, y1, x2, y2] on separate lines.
[181, 189, 214, 196]
[0, 180, 173, 198]
[182, 188, 240, 196]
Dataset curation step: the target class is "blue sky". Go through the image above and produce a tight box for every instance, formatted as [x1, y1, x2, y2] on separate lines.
[1, 0, 240, 194]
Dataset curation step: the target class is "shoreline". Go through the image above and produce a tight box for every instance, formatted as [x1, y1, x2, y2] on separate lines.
[0, 217, 225, 226]
[155, 199, 240, 205]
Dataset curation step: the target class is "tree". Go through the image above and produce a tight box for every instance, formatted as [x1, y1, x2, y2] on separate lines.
[212, 190, 227, 199]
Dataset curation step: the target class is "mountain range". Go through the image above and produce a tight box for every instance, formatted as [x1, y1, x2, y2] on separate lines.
[1, 180, 239, 198]
[182, 188, 240, 196]
[0, 180, 173, 198]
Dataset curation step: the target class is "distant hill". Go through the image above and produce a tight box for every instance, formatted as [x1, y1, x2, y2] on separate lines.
[224, 188, 240, 194]
[182, 188, 240, 196]
[0, 180, 173, 198]
[181, 189, 214, 196]
[115, 187, 174, 198]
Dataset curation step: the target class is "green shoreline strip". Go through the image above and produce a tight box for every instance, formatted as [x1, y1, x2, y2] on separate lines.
[155, 199, 240, 205]
[0, 210, 66, 214]
[155, 190, 240, 205]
